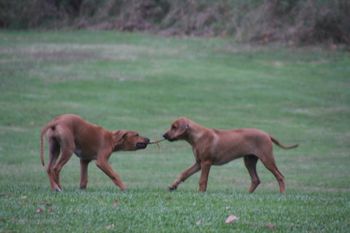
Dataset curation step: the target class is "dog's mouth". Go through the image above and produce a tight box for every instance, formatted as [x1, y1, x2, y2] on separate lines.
[164, 136, 177, 142]
[163, 134, 176, 142]
[136, 142, 148, 149]
[165, 137, 176, 142]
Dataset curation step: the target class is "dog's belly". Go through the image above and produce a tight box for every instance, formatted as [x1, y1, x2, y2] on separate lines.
[74, 148, 97, 160]
[209, 140, 247, 166]
[74, 148, 83, 158]
[212, 153, 241, 165]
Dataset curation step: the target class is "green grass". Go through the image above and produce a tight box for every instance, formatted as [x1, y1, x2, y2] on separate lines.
[0, 30, 349, 232]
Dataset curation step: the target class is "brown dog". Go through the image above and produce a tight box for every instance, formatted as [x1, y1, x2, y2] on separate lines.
[163, 117, 298, 193]
[40, 114, 149, 192]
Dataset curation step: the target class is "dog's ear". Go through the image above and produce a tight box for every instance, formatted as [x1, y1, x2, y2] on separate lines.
[113, 130, 128, 141]
[181, 123, 189, 130]
[112, 130, 128, 151]
[178, 123, 190, 135]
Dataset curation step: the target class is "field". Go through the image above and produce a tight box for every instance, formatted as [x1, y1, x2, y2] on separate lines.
[0, 30, 349, 232]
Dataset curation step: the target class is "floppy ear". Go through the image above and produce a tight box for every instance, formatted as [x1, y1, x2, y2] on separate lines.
[177, 123, 190, 136]
[112, 130, 128, 149]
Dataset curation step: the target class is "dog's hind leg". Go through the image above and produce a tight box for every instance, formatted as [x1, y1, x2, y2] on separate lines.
[260, 154, 285, 193]
[52, 128, 75, 191]
[47, 137, 61, 191]
[244, 155, 260, 193]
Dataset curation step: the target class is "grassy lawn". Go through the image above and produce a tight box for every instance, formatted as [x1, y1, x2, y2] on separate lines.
[0, 30, 349, 232]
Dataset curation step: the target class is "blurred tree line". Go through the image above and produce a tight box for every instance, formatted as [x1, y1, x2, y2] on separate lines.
[0, 0, 349, 44]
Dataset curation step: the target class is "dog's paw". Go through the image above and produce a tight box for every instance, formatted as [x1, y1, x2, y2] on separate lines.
[168, 186, 177, 191]
[120, 186, 128, 192]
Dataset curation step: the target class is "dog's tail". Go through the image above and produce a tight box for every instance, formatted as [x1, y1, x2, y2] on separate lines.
[270, 136, 298, 149]
[40, 123, 56, 167]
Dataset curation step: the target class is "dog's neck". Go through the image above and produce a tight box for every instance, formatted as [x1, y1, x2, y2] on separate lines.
[185, 121, 208, 145]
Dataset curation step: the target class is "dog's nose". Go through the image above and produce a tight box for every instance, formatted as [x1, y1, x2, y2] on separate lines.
[145, 138, 150, 144]
[163, 133, 168, 139]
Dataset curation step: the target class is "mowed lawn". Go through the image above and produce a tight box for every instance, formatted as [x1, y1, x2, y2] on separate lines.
[0, 30, 349, 232]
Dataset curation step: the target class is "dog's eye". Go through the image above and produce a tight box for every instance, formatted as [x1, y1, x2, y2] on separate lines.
[171, 125, 177, 130]
[135, 134, 139, 137]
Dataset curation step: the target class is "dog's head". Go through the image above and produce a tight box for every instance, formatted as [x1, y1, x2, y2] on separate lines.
[113, 130, 150, 151]
[163, 117, 190, 142]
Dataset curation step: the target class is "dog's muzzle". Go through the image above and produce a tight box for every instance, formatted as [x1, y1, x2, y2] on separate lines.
[163, 133, 175, 141]
[136, 138, 150, 149]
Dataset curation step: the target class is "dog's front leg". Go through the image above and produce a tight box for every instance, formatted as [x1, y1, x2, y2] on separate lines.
[169, 162, 200, 191]
[80, 159, 91, 189]
[96, 154, 127, 191]
[198, 160, 212, 192]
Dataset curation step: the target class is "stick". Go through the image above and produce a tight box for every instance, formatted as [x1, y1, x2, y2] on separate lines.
[148, 139, 166, 149]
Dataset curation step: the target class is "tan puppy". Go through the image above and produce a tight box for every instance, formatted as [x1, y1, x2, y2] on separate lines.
[40, 114, 149, 192]
[163, 117, 298, 193]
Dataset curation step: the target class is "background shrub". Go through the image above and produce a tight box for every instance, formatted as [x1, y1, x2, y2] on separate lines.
[0, 0, 349, 44]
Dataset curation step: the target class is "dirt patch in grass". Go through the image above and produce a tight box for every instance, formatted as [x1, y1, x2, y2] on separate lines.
[31, 50, 97, 62]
